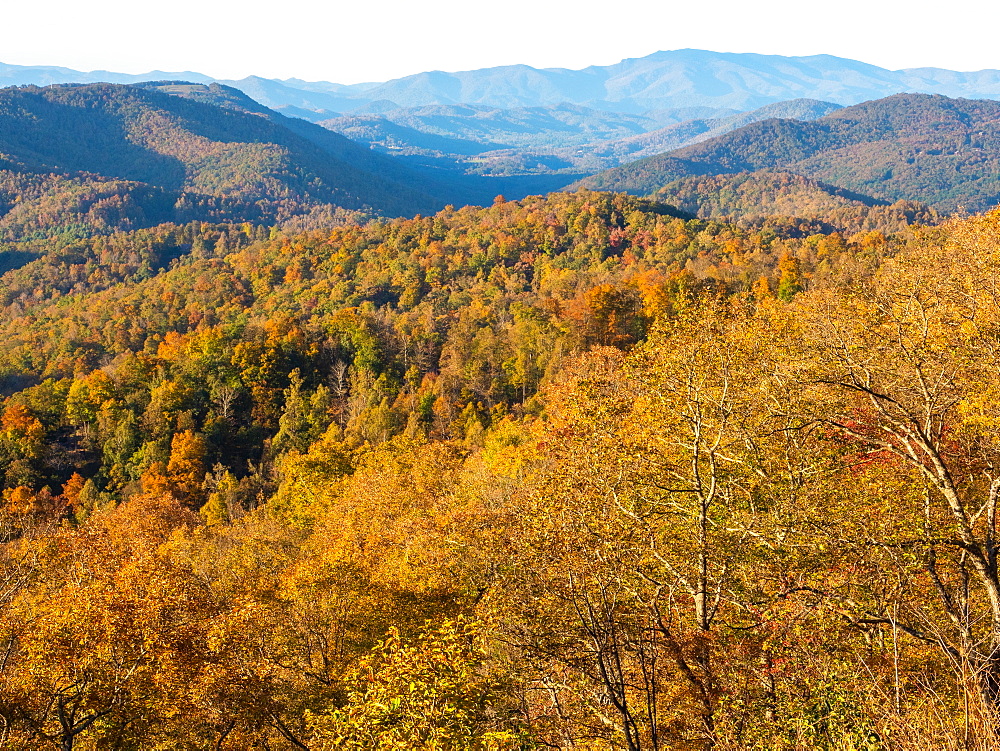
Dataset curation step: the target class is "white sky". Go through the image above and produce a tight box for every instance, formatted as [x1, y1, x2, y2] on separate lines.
[3, 0, 998, 83]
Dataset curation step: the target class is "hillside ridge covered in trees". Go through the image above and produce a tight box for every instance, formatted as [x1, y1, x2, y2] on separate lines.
[577, 93, 1000, 213]
[2, 181, 994, 748]
[0, 82, 450, 221]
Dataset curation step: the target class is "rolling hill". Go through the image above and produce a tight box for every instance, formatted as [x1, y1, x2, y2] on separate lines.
[576, 94, 1000, 213]
[0, 81, 443, 235]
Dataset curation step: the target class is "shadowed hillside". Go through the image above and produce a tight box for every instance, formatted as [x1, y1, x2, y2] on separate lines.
[0, 82, 442, 236]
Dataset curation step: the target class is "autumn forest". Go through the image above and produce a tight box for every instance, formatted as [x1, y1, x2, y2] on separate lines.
[3, 62, 1000, 751]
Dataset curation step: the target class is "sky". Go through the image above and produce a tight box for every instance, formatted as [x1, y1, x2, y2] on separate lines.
[4, 0, 998, 83]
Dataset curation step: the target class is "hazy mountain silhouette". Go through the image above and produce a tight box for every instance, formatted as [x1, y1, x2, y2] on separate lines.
[7, 50, 1000, 116]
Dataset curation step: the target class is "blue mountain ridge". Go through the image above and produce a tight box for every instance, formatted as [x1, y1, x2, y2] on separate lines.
[5, 49, 1000, 117]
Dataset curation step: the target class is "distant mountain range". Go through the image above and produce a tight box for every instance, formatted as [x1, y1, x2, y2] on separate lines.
[7, 49, 1000, 116]
[520, 99, 845, 174]
[326, 98, 845, 184]
[3, 55, 1000, 237]
[321, 104, 669, 152]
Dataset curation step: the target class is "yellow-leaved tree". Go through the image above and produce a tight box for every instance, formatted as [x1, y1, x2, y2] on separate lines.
[307, 619, 530, 750]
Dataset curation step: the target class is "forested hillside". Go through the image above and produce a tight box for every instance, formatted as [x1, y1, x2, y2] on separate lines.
[0, 189, 762, 501]
[649, 171, 941, 231]
[4, 82, 995, 239]
[579, 93, 1000, 212]
[3, 178, 998, 749]
[0, 82, 441, 234]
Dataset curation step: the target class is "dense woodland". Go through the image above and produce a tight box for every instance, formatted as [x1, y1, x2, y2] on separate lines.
[1, 177, 999, 750]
